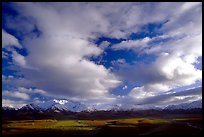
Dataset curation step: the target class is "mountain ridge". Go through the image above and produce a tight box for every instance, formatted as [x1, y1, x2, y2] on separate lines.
[3, 99, 202, 112]
[164, 100, 202, 110]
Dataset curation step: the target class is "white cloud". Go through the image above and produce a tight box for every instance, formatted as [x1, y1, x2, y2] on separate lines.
[119, 53, 202, 100]
[99, 41, 110, 49]
[17, 87, 47, 95]
[2, 29, 21, 48]
[112, 37, 151, 50]
[110, 2, 202, 102]
[116, 87, 202, 108]
[2, 99, 27, 108]
[140, 87, 202, 107]
[161, 3, 201, 37]
[3, 2, 202, 106]
[3, 90, 30, 100]
[129, 87, 155, 99]
[12, 50, 27, 68]
[111, 2, 201, 54]
[7, 2, 122, 99]
[2, 86, 47, 101]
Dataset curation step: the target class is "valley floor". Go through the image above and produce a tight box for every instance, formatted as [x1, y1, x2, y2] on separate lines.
[2, 115, 202, 135]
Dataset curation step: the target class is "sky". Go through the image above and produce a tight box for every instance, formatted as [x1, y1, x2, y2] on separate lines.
[2, 2, 202, 109]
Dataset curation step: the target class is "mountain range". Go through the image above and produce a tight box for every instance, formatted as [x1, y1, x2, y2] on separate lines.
[164, 100, 202, 110]
[2, 99, 202, 113]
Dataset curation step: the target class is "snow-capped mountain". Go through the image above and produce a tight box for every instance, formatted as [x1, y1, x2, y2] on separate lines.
[2, 106, 16, 111]
[20, 103, 43, 111]
[165, 100, 202, 110]
[20, 99, 87, 112]
[12, 99, 203, 113]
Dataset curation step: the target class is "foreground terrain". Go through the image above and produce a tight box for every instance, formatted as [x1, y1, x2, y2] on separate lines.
[2, 115, 202, 135]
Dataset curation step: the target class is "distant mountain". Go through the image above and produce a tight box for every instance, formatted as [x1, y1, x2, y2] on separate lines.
[165, 100, 202, 110]
[2, 106, 16, 111]
[3, 99, 202, 113]
[19, 99, 87, 112]
[20, 103, 43, 112]
[2, 100, 202, 121]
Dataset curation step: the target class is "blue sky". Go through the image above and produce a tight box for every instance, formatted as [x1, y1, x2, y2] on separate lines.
[2, 2, 202, 108]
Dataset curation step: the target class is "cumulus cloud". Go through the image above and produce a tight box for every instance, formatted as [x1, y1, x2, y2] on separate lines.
[2, 85, 47, 100]
[111, 2, 202, 102]
[3, 90, 30, 100]
[2, 29, 21, 48]
[117, 52, 202, 100]
[6, 2, 121, 99]
[2, 2, 202, 107]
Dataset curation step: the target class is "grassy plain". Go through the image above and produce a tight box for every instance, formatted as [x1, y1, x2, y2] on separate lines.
[2, 116, 202, 135]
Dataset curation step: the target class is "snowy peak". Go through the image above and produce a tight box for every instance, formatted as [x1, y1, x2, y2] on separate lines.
[20, 103, 42, 111]
[2, 106, 16, 111]
[20, 99, 87, 112]
[46, 104, 69, 112]
[53, 99, 68, 104]
[48, 99, 87, 112]
[17, 99, 202, 112]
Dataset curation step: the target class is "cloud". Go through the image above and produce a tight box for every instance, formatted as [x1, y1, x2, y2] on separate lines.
[2, 2, 202, 107]
[14, 3, 193, 40]
[17, 87, 47, 95]
[2, 75, 33, 88]
[112, 87, 202, 109]
[160, 2, 201, 37]
[2, 99, 27, 108]
[117, 52, 201, 98]
[2, 86, 47, 101]
[2, 51, 9, 58]
[112, 37, 151, 51]
[6, 2, 121, 99]
[111, 2, 201, 52]
[111, 2, 202, 101]
[99, 41, 110, 49]
[2, 29, 21, 48]
[12, 50, 27, 68]
[135, 87, 202, 107]
[3, 90, 30, 100]
[111, 58, 126, 66]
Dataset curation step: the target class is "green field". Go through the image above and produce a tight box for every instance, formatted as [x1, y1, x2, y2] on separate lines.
[2, 117, 202, 135]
